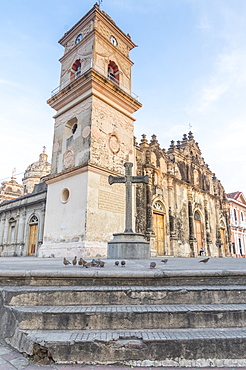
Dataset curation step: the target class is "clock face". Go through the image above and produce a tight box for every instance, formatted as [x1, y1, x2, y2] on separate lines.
[75, 34, 83, 44]
[110, 35, 118, 46]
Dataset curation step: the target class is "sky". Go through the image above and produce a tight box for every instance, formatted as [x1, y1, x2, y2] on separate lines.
[0, 0, 246, 195]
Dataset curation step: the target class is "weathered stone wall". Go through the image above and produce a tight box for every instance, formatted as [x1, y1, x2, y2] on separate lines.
[135, 133, 230, 257]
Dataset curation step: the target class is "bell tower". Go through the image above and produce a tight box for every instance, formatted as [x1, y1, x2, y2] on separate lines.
[40, 3, 142, 258]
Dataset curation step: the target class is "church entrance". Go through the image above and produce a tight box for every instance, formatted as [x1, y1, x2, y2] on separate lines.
[153, 202, 165, 255]
[194, 211, 203, 254]
[28, 215, 38, 255]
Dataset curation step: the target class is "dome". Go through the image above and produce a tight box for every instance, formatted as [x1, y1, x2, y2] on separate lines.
[22, 147, 51, 194]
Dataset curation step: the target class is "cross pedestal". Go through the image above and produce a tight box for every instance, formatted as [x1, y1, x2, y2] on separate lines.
[107, 162, 150, 259]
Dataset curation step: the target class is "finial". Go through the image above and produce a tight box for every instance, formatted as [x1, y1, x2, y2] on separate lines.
[188, 131, 194, 140]
[169, 140, 175, 149]
[182, 134, 188, 142]
[150, 134, 159, 146]
[11, 168, 16, 179]
[140, 134, 148, 144]
[43, 146, 46, 153]
[176, 140, 181, 149]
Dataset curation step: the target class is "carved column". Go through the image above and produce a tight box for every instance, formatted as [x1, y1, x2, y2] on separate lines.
[224, 205, 232, 256]
[145, 169, 155, 255]
[188, 190, 195, 257]
[167, 172, 175, 255]
[3, 214, 9, 245]
[215, 199, 222, 257]
[204, 196, 212, 255]
[38, 204, 46, 249]
[17, 210, 26, 255]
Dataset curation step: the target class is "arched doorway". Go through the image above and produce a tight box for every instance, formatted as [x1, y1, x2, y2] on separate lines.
[153, 201, 165, 255]
[28, 215, 38, 255]
[194, 211, 203, 255]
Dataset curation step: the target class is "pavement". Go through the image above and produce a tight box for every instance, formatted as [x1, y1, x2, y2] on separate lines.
[0, 255, 245, 369]
[0, 255, 245, 275]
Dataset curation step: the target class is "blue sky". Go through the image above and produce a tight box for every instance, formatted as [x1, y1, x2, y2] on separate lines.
[0, 0, 246, 195]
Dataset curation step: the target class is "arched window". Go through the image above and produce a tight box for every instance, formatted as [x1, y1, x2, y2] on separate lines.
[29, 215, 38, 224]
[70, 59, 81, 81]
[194, 211, 201, 221]
[108, 60, 119, 85]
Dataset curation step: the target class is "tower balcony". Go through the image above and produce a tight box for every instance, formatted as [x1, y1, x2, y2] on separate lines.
[51, 61, 139, 101]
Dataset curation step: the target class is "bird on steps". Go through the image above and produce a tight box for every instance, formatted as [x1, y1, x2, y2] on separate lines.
[99, 261, 105, 268]
[72, 256, 77, 266]
[121, 260, 126, 267]
[199, 257, 210, 263]
[78, 258, 85, 266]
[115, 261, 119, 266]
[150, 262, 156, 269]
[63, 258, 71, 266]
[161, 259, 168, 264]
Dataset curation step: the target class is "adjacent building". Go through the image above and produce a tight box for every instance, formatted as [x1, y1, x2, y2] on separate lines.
[227, 191, 246, 257]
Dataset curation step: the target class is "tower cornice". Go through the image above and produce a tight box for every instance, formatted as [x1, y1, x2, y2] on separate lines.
[47, 68, 142, 118]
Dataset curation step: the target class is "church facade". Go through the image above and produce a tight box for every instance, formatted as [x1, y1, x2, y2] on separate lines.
[0, 4, 231, 258]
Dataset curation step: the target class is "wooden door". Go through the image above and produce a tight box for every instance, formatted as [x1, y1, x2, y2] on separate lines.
[153, 213, 164, 255]
[194, 220, 203, 252]
[28, 224, 38, 255]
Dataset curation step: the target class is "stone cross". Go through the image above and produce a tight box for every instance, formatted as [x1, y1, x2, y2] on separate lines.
[108, 162, 148, 233]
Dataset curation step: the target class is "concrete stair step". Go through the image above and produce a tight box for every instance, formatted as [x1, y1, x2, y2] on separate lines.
[7, 327, 246, 366]
[10, 303, 246, 330]
[3, 285, 246, 306]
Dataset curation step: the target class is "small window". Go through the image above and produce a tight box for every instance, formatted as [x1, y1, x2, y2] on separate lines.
[61, 188, 70, 204]
[30, 215, 38, 224]
[75, 34, 83, 44]
[153, 202, 163, 211]
[234, 209, 237, 221]
[194, 211, 201, 221]
[241, 212, 244, 221]
[64, 117, 78, 138]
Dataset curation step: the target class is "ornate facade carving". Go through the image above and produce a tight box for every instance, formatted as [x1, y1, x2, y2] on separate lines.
[135, 132, 230, 257]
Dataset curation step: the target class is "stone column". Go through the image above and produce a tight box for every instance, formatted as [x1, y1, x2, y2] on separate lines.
[38, 204, 46, 249]
[188, 190, 196, 257]
[204, 196, 212, 255]
[215, 199, 222, 257]
[3, 214, 9, 245]
[167, 173, 175, 255]
[17, 210, 26, 255]
[0, 214, 5, 255]
[145, 169, 155, 255]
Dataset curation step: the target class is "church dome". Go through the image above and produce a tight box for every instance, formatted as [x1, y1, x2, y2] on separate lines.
[22, 147, 51, 193]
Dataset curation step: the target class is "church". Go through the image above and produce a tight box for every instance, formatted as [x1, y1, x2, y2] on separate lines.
[0, 3, 231, 258]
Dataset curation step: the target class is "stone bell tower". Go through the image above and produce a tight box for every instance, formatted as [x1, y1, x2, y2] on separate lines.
[39, 3, 142, 258]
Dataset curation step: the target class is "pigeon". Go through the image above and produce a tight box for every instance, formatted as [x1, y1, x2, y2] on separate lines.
[72, 256, 77, 266]
[78, 258, 85, 266]
[63, 257, 71, 266]
[121, 260, 126, 267]
[115, 261, 119, 266]
[150, 262, 156, 269]
[99, 261, 105, 268]
[84, 262, 92, 268]
[199, 257, 210, 263]
[161, 259, 168, 264]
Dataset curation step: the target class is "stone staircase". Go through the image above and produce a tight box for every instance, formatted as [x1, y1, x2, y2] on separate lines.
[1, 271, 246, 366]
